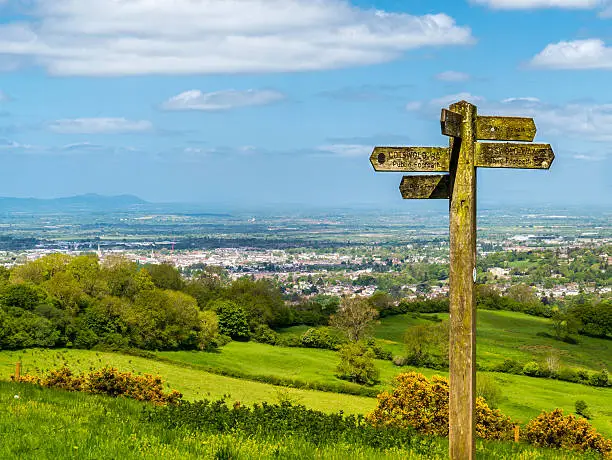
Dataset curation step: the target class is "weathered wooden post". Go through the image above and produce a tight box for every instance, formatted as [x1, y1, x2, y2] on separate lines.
[15, 361, 21, 380]
[370, 100, 553, 459]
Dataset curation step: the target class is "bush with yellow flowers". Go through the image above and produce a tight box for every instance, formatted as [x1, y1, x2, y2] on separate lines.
[366, 372, 514, 440]
[525, 409, 612, 459]
[13, 366, 182, 405]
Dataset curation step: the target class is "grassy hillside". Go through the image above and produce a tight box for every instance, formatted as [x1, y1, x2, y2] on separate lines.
[0, 381, 599, 459]
[373, 310, 612, 372]
[1, 309, 610, 439]
[0, 348, 374, 414]
[2, 345, 611, 438]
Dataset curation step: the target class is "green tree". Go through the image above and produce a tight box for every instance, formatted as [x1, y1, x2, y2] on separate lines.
[367, 291, 394, 316]
[43, 272, 87, 316]
[222, 277, 288, 327]
[330, 296, 378, 342]
[211, 299, 250, 341]
[506, 284, 538, 305]
[196, 310, 220, 351]
[144, 263, 185, 291]
[100, 255, 141, 299]
[0, 283, 47, 311]
[336, 341, 379, 385]
[403, 322, 449, 366]
[550, 306, 579, 340]
[66, 254, 105, 297]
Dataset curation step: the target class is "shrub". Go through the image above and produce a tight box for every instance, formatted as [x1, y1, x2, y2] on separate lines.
[363, 338, 392, 360]
[301, 327, 340, 350]
[525, 409, 612, 458]
[589, 369, 609, 388]
[336, 342, 379, 386]
[212, 300, 250, 341]
[147, 398, 416, 450]
[275, 334, 302, 348]
[492, 358, 523, 374]
[522, 361, 540, 377]
[367, 372, 514, 440]
[575, 400, 592, 419]
[577, 369, 591, 382]
[476, 374, 503, 409]
[15, 366, 182, 405]
[251, 324, 278, 345]
[557, 367, 580, 383]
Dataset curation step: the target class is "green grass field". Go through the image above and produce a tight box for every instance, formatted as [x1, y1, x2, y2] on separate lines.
[0, 380, 599, 459]
[1, 309, 610, 440]
[3, 346, 610, 437]
[373, 310, 612, 372]
[0, 348, 375, 414]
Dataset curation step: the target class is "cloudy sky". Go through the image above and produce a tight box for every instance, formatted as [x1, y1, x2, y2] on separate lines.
[0, 0, 611, 209]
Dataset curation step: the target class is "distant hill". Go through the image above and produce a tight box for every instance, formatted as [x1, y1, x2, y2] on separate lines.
[0, 193, 148, 212]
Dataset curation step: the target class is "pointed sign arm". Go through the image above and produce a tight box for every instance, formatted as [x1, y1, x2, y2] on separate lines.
[475, 143, 554, 169]
[476, 116, 537, 142]
[370, 146, 449, 172]
[399, 174, 450, 199]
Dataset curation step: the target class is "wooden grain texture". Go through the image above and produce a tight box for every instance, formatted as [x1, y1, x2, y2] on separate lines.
[441, 108, 463, 138]
[370, 147, 449, 172]
[399, 174, 450, 199]
[475, 143, 554, 169]
[448, 100, 477, 460]
[476, 116, 536, 141]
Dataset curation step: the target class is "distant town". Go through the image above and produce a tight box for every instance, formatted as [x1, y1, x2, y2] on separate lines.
[2, 206, 609, 304]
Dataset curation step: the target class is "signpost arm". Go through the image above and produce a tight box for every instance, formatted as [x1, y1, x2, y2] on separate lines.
[448, 101, 477, 460]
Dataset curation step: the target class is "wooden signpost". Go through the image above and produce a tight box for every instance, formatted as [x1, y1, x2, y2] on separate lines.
[370, 100, 554, 460]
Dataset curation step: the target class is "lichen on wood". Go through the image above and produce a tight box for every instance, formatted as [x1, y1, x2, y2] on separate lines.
[476, 116, 536, 142]
[399, 174, 450, 199]
[370, 147, 449, 172]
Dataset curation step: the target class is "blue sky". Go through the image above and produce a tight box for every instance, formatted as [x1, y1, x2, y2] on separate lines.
[0, 0, 611, 209]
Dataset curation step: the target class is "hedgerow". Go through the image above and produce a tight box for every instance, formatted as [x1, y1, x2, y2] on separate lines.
[144, 398, 421, 450]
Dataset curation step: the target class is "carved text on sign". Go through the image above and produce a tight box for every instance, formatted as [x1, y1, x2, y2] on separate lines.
[370, 147, 449, 172]
[475, 143, 554, 169]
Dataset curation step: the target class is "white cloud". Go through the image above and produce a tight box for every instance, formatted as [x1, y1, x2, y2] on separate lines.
[430, 92, 485, 107]
[405, 92, 484, 116]
[0, 138, 28, 149]
[493, 99, 612, 142]
[0, 0, 474, 76]
[317, 144, 372, 157]
[471, 0, 602, 9]
[49, 118, 153, 134]
[405, 101, 423, 111]
[162, 89, 285, 111]
[435, 70, 470, 81]
[501, 97, 540, 104]
[572, 153, 606, 160]
[405, 93, 612, 144]
[530, 39, 612, 69]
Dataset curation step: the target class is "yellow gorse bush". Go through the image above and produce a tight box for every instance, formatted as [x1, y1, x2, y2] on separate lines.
[13, 366, 182, 405]
[526, 408, 612, 459]
[366, 372, 514, 440]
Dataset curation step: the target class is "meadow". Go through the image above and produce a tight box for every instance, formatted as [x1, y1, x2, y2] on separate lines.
[0, 380, 602, 459]
[1, 308, 610, 453]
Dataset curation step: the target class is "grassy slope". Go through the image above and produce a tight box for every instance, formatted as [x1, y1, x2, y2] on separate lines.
[0, 348, 374, 415]
[374, 310, 612, 371]
[1, 309, 610, 437]
[156, 344, 612, 437]
[0, 381, 595, 460]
